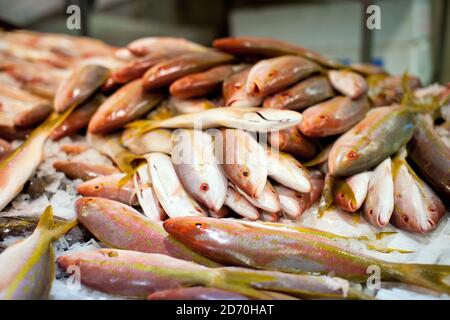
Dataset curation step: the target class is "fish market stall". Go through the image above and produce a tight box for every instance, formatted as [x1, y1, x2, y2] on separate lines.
[0, 29, 449, 301]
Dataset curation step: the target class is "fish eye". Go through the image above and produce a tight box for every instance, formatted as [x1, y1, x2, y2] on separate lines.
[241, 170, 250, 178]
[346, 150, 358, 160]
[94, 184, 101, 191]
[402, 216, 409, 223]
[195, 223, 204, 230]
[108, 251, 118, 258]
[200, 183, 209, 192]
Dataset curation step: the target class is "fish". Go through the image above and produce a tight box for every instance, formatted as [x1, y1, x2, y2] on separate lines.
[307, 170, 325, 207]
[0, 108, 74, 211]
[54, 64, 110, 113]
[164, 216, 450, 293]
[171, 129, 228, 213]
[328, 70, 368, 99]
[127, 37, 207, 56]
[224, 186, 260, 220]
[147, 287, 251, 300]
[212, 36, 344, 69]
[407, 114, 450, 201]
[170, 64, 244, 99]
[218, 129, 267, 197]
[100, 76, 121, 94]
[298, 95, 370, 137]
[391, 150, 446, 233]
[145, 152, 207, 217]
[0, 206, 76, 299]
[349, 63, 387, 76]
[126, 107, 303, 135]
[50, 94, 104, 141]
[268, 126, 319, 159]
[53, 160, 119, 181]
[273, 183, 309, 219]
[133, 164, 167, 221]
[75, 197, 218, 267]
[58, 248, 366, 299]
[0, 124, 31, 141]
[121, 128, 173, 155]
[168, 96, 216, 114]
[222, 68, 262, 108]
[209, 206, 230, 219]
[111, 51, 179, 84]
[88, 79, 165, 134]
[87, 133, 141, 174]
[230, 181, 281, 214]
[328, 105, 414, 177]
[266, 148, 311, 193]
[0, 138, 12, 161]
[317, 173, 334, 217]
[77, 173, 138, 206]
[363, 158, 394, 227]
[246, 56, 320, 98]
[0, 84, 52, 127]
[368, 74, 421, 107]
[334, 171, 371, 212]
[143, 51, 234, 90]
[262, 75, 334, 110]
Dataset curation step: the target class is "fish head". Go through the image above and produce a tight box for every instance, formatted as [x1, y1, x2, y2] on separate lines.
[57, 249, 119, 270]
[328, 141, 367, 177]
[163, 216, 239, 251]
[76, 178, 107, 197]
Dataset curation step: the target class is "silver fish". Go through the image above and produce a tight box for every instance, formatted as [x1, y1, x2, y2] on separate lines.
[230, 181, 281, 214]
[363, 158, 394, 227]
[328, 70, 368, 99]
[391, 151, 446, 233]
[266, 149, 311, 193]
[126, 107, 303, 135]
[133, 164, 166, 221]
[217, 129, 267, 197]
[273, 183, 309, 219]
[224, 186, 260, 220]
[145, 152, 207, 217]
[122, 128, 173, 155]
[171, 129, 227, 213]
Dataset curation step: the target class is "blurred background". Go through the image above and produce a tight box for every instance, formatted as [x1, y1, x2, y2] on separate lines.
[0, 0, 448, 84]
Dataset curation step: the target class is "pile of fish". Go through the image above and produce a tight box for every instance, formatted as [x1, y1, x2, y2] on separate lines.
[0, 30, 449, 300]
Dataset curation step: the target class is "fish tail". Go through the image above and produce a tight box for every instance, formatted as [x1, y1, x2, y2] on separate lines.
[389, 263, 450, 294]
[116, 152, 143, 176]
[209, 269, 279, 299]
[125, 120, 158, 136]
[400, 73, 441, 114]
[37, 206, 77, 241]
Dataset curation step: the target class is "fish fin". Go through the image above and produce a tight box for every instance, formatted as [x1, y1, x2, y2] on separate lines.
[37, 206, 77, 241]
[125, 119, 157, 136]
[393, 263, 450, 294]
[115, 151, 143, 175]
[400, 73, 441, 114]
[318, 174, 334, 218]
[33, 105, 77, 138]
[0, 106, 77, 169]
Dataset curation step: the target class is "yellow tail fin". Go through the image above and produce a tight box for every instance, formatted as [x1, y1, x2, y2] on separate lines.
[37, 206, 77, 241]
[125, 119, 157, 136]
[392, 263, 450, 294]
